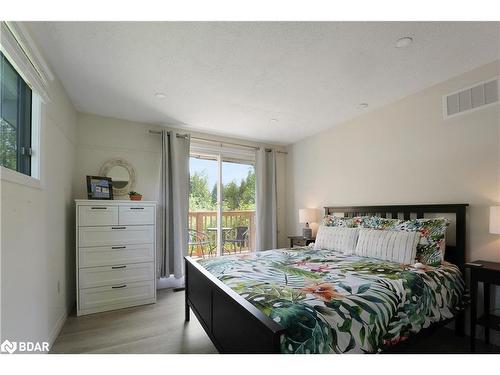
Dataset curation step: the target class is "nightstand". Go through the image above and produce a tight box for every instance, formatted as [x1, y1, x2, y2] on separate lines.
[466, 260, 500, 352]
[288, 235, 315, 248]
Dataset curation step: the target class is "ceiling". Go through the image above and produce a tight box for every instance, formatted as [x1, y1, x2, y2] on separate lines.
[26, 22, 500, 145]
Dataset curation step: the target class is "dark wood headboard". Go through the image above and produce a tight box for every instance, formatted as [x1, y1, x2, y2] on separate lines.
[324, 204, 469, 270]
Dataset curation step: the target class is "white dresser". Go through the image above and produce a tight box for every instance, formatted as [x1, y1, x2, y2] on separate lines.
[76, 200, 157, 316]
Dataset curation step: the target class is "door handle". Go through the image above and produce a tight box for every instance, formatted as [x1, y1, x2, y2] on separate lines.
[111, 246, 126, 249]
[112, 284, 127, 289]
[91, 207, 107, 210]
[111, 226, 126, 230]
[130, 207, 144, 210]
[111, 265, 127, 269]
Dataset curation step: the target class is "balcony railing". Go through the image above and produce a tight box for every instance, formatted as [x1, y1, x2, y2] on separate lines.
[188, 210, 256, 257]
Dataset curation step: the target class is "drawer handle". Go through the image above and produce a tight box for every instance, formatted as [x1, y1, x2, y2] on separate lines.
[130, 207, 144, 210]
[111, 246, 126, 249]
[111, 226, 126, 230]
[111, 265, 127, 269]
[91, 207, 107, 210]
[112, 284, 127, 289]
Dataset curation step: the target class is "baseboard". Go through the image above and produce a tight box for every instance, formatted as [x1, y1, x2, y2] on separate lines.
[47, 308, 68, 352]
[157, 275, 185, 289]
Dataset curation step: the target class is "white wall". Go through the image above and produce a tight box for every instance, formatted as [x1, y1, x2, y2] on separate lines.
[286, 60, 500, 342]
[75, 113, 162, 201]
[74, 113, 288, 248]
[0, 76, 77, 347]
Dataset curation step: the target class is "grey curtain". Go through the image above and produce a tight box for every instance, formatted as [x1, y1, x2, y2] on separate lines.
[158, 130, 190, 279]
[255, 148, 277, 251]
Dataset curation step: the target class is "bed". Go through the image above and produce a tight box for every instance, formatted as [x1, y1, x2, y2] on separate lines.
[184, 204, 468, 353]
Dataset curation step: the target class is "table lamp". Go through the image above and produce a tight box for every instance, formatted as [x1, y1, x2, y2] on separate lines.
[299, 208, 318, 238]
[490, 206, 500, 235]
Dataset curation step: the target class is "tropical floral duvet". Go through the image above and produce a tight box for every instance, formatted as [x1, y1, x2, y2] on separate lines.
[198, 247, 464, 354]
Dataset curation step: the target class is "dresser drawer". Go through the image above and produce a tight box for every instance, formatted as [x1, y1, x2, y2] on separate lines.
[79, 243, 154, 268]
[79, 205, 118, 226]
[119, 205, 155, 225]
[79, 280, 155, 312]
[79, 225, 154, 247]
[79, 262, 154, 289]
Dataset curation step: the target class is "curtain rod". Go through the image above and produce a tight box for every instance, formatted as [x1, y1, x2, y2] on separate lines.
[148, 129, 288, 154]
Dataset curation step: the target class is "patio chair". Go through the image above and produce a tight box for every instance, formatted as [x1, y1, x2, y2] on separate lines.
[188, 229, 215, 258]
[225, 226, 249, 254]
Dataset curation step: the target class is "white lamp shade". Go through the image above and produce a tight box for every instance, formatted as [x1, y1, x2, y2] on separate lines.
[299, 208, 318, 224]
[490, 206, 500, 234]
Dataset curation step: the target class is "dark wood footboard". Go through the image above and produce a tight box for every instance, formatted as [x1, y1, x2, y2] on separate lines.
[185, 256, 284, 353]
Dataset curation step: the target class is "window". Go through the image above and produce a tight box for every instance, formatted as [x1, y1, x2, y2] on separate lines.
[0, 51, 33, 176]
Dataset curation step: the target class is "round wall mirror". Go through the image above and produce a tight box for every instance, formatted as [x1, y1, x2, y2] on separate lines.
[99, 159, 136, 196]
[108, 165, 129, 189]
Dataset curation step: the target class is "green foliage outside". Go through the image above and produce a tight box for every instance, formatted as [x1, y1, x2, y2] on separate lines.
[0, 118, 17, 171]
[189, 169, 256, 212]
[189, 171, 214, 211]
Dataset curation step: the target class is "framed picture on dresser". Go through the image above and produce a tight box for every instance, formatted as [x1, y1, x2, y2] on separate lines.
[86, 175, 114, 200]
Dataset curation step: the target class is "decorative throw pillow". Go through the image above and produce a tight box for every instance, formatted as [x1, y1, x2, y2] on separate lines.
[359, 216, 401, 230]
[321, 215, 449, 266]
[322, 215, 365, 228]
[314, 226, 359, 254]
[322, 215, 401, 230]
[354, 228, 420, 264]
[394, 218, 449, 266]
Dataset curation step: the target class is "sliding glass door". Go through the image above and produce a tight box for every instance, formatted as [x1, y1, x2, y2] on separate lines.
[188, 153, 219, 258]
[221, 159, 255, 254]
[188, 151, 256, 258]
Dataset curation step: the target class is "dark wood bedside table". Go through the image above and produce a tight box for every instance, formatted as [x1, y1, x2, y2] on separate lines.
[288, 235, 315, 248]
[465, 260, 500, 352]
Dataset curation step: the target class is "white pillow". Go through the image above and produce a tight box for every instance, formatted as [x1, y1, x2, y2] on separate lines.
[355, 228, 420, 264]
[314, 226, 359, 254]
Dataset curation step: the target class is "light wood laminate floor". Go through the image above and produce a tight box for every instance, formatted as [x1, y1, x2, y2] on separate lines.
[51, 289, 218, 354]
[52, 288, 499, 354]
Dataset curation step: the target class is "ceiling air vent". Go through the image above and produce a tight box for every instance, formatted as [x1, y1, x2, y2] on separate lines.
[444, 77, 499, 119]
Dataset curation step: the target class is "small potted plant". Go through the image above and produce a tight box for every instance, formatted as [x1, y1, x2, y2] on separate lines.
[128, 191, 143, 201]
